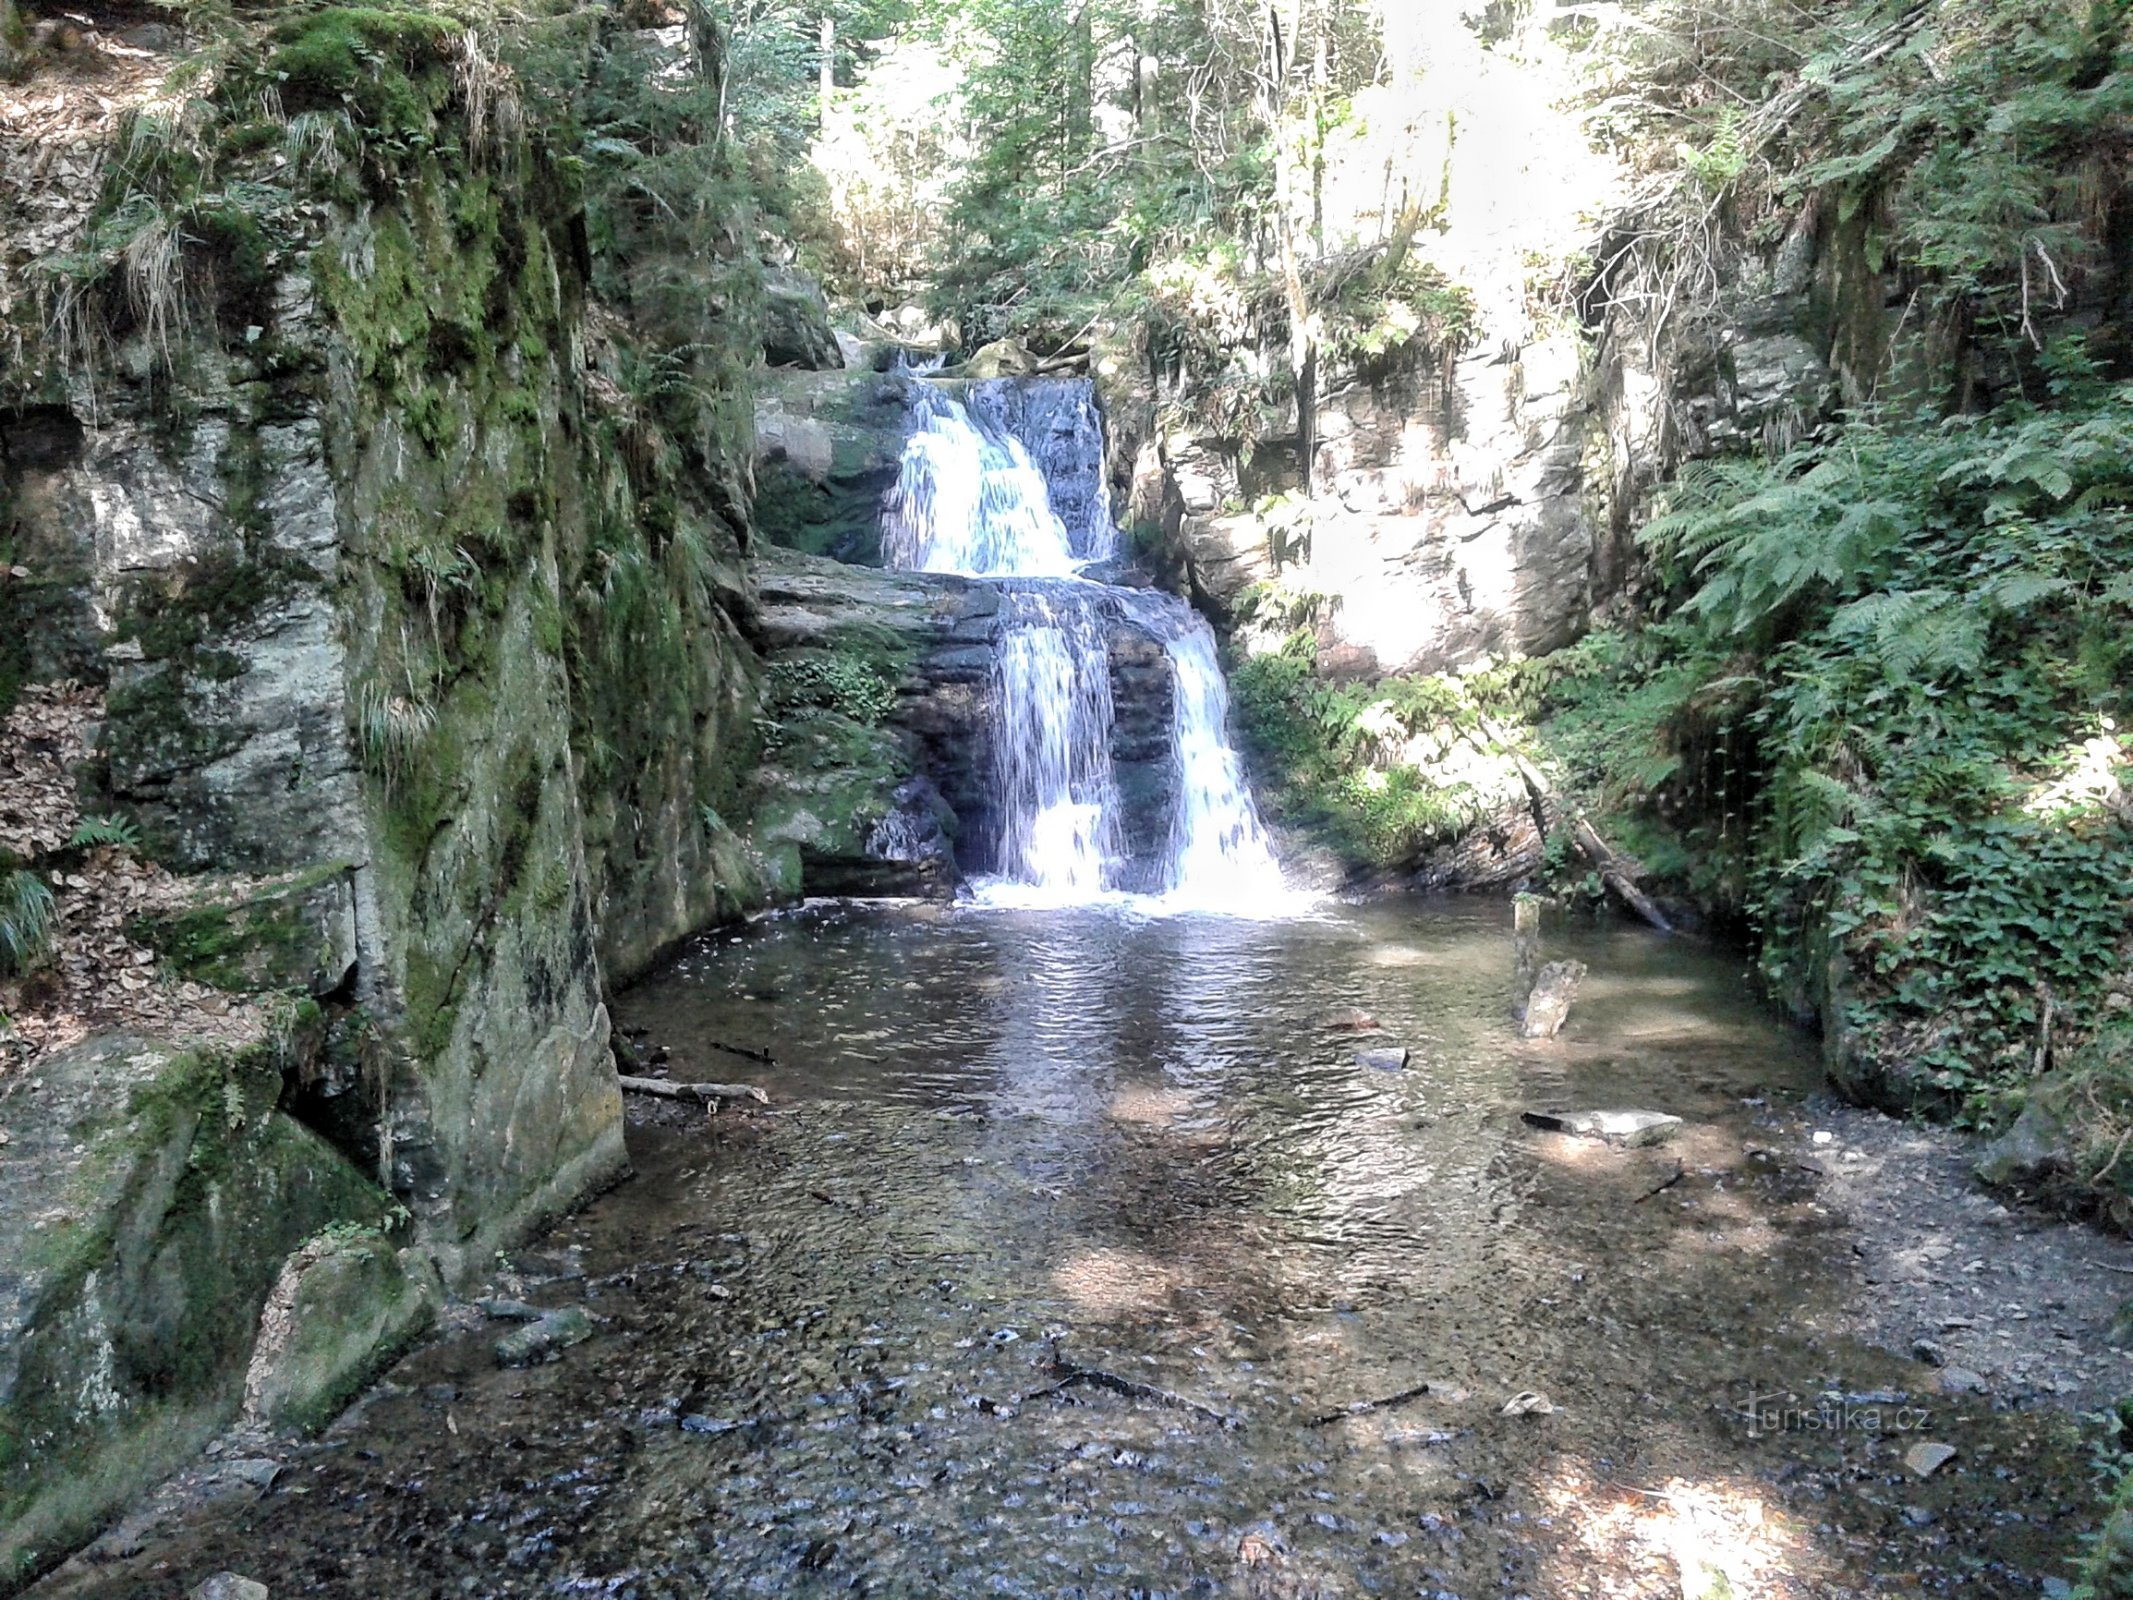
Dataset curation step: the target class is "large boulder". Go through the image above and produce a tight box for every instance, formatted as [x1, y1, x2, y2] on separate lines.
[0, 1036, 426, 1589]
[761, 268, 844, 371]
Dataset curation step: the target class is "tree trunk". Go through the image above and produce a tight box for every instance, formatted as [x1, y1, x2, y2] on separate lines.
[818, 13, 834, 130]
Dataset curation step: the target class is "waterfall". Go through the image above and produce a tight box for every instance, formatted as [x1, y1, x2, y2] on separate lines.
[883, 378, 1289, 910]
[1127, 598, 1291, 910]
[989, 588, 1123, 897]
[882, 387, 1083, 576]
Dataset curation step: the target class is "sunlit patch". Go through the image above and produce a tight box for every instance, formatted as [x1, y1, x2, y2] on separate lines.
[1364, 944, 1435, 968]
[2024, 724, 2127, 816]
[1536, 1462, 1818, 1598]
[1106, 1084, 1201, 1129]
[1051, 1246, 1187, 1318]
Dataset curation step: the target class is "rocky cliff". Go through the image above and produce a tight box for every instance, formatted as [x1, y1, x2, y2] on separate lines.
[0, 11, 789, 1582]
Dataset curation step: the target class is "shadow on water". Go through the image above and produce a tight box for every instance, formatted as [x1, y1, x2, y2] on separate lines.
[37, 898, 2106, 1599]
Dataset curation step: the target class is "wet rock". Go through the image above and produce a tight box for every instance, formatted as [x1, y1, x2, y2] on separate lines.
[1520, 1109, 1683, 1147]
[1905, 1441, 1958, 1478]
[191, 1576, 269, 1600]
[495, 1307, 595, 1367]
[1518, 959, 1586, 1040]
[957, 339, 1041, 379]
[1357, 1046, 1410, 1072]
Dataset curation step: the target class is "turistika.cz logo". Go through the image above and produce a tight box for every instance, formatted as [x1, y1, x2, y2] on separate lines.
[1739, 1389, 1933, 1438]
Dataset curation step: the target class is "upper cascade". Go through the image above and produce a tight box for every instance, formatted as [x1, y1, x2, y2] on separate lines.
[883, 384, 1089, 577]
[881, 378, 1293, 913]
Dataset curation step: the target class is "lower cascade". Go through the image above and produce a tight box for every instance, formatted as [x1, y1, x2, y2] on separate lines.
[883, 379, 1288, 909]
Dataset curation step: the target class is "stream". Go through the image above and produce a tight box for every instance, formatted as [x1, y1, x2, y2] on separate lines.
[40, 897, 2106, 1599]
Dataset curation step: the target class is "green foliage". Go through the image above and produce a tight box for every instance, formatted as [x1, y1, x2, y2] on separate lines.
[1321, 253, 1477, 367]
[68, 814, 141, 851]
[354, 680, 437, 787]
[1607, 364, 2133, 1109]
[1593, 0, 2133, 377]
[765, 650, 898, 726]
[0, 868, 54, 977]
[1229, 635, 1544, 874]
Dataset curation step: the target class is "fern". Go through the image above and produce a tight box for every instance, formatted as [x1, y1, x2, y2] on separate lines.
[68, 813, 141, 850]
[0, 869, 54, 976]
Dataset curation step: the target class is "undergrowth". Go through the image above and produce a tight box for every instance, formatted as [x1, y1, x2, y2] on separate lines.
[1229, 631, 1543, 872]
[1540, 344, 2133, 1119]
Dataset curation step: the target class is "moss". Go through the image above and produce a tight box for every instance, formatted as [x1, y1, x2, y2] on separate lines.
[132, 863, 354, 994]
[267, 6, 459, 135]
[1227, 642, 1533, 877]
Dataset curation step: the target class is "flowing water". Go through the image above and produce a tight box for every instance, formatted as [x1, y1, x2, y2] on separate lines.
[881, 379, 1286, 910]
[35, 385, 2106, 1598]
[50, 899, 2100, 1598]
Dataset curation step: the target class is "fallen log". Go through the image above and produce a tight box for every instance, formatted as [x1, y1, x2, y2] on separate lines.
[618, 1075, 769, 1105]
[1474, 716, 1673, 935]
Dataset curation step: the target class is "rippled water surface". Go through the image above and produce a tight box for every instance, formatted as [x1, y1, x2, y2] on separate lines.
[46, 898, 2102, 1599]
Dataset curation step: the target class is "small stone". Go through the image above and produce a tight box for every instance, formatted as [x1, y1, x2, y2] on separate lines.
[191, 1576, 269, 1600]
[1500, 1390, 1555, 1416]
[1357, 1046, 1410, 1072]
[1522, 1109, 1684, 1147]
[1936, 1367, 1987, 1396]
[1902, 1505, 1936, 1526]
[1912, 1339, 1947, 1367]
[1904, 1441, 1957, 1478]
[477, 1297, 541, 1322]
[219, 1459, 282, 1493]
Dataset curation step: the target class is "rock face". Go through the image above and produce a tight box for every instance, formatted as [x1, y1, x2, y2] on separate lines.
[1148, 337, 1601, 677]
[761, 268, 846, 371]
[752, 365, 914, 566]
[0, 18, 783, 1580]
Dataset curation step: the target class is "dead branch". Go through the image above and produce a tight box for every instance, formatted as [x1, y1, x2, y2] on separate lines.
[1474, 717, 1674, 935]
[618, 1075, 769, 1105]
[1029, 1351, 1242, 1430]
[1304, 1381, 1432, 1427]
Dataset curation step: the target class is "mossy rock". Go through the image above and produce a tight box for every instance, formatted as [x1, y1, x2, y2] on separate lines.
[267, 6, 459, 134]
[240, 1227, 434, 1431]
[131, 862, 358, 996]
[0, 1035, 402, 1590]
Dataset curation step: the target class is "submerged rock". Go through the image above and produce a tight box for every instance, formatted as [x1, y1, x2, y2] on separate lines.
[1521, 1109, 1684, 1147]
[1322, 1007, 1380, 1031]
[1518, 959, 1586, 1040]
[495, 1307, 595, 1368]
[1356, 1046, 1410, 1072]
